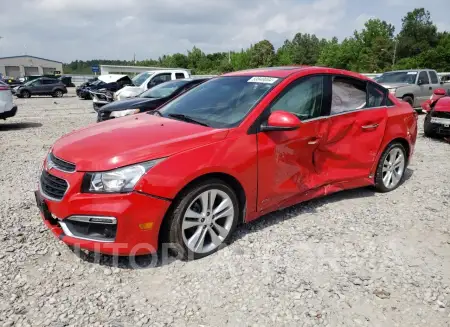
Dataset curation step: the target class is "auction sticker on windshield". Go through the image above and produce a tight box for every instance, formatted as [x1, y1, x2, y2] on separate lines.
[407, 72, 417, 75]
[248, 77, 279, 84]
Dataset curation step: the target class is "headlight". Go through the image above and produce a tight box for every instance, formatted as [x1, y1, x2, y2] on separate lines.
[389, 88, 397, 94]
[85, 159, 164, 193]
[110, 109, 140, 118]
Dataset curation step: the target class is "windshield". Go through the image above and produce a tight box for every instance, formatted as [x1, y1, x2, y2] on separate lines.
[158, 76, 278, 128]
[377, 71, 417, 84]
[132, 72, 154, 87]
[140, 80, 188, 99]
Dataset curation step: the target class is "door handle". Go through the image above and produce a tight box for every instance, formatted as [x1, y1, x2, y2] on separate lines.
[361, 123, 379, 130]
[307, 138, 320, 145]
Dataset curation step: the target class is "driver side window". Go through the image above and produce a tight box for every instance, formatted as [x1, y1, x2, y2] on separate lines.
[418, 71, 430, 85]
[148, 73, 171, 88]
[269, 75, 324, 120]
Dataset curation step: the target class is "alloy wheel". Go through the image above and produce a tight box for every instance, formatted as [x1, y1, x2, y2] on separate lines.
[382, 147, 405, 189]
[182, 189, 235, 254]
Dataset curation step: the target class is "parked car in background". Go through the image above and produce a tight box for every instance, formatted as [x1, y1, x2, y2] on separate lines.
[12, 77, 67, 98]
[75, 78, 98, 97]
[0, 81, 17, 120]
[440, 74, 450, 82]
[77, 74, 132, 100]
[36, 66, 417, 260]
[114, 70, 190, 100]
[422, 88, 450, 137]
[97, 78, 209, 122]
[377, 69, 442, 109]
[1, 76, 23, 87]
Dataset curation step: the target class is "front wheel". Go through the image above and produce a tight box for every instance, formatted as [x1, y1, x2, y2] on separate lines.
[21, 90, 31, 98]
[166, 179, 239, 260]
[402, 95, 414, 107]
[374, 142, 407, 193]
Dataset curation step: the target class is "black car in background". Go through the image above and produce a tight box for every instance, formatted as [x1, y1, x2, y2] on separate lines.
[97, 78, 209, 122]
[12, 77, 67, 98]
[77, 75, 133, 100]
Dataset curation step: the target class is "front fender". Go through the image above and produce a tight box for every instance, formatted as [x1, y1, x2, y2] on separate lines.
[135, 135, 258, 214]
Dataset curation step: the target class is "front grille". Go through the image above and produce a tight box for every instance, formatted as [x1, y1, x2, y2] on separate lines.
[431, 111, 450, 119]
[40, 171, 69, 200]
[49, 153, 76, 172]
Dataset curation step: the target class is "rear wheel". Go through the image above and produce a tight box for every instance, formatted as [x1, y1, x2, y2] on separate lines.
[166, 179, 239, 260]
[21, 90, 31, 98]
[374, 142, 407, 193]
[54, 90, 63, 98]
[402, 95, 414, 107]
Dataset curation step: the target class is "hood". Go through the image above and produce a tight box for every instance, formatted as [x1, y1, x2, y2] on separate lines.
[434, 97, 450, 113]
[98, 74, 129, 83]
[379, 83, 410, 89]
[52, 114, 229, 171]
[115, 86, 144, 99]
[100, 97, 160, 112]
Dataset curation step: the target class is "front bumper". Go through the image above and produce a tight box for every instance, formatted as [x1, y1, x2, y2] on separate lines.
[427, 115, 450, 135]
[36, 169, 171, 255]
[0, 105, 17, 119]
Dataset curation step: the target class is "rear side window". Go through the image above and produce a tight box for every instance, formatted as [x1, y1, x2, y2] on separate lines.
[331, 76, 366, 114]
[175, 73, 185, 79]
[367, 83, 387, 108]
[269, 75, 324, 120]
[429, 71, 439, 84]
[43, 79, 57, 85]
[418, 71, 430, 85]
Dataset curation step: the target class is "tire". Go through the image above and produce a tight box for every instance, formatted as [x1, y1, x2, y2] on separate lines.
[423, 114, 437, 138]
[165, 179, 240, 260]
[402, 95, 414, 107]
[374, 142, 407, 193]
[21, 90, 31, 98]
[54, 90, 63, 98]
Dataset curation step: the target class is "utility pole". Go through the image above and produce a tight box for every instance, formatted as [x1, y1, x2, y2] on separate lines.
[228, 50, 231, 64]
[392, 40, 398, 68]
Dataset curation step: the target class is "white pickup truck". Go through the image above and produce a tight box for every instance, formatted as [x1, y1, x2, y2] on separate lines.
[114, 70, 190, 100]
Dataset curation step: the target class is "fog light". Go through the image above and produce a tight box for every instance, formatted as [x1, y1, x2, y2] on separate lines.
[139, 222, 154, 230]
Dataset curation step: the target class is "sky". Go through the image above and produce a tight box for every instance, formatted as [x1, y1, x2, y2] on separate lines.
[0, 0, 449, 63]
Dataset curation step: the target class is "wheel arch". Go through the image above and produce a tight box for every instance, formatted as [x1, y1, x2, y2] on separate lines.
[371, 136, 411, 178]
[157, 172, 247, 246]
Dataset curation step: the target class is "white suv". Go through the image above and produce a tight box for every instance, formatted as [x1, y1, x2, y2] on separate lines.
[0, 81, 17, 120]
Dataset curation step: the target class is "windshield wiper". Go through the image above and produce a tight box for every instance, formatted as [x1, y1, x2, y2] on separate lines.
[167, 114, 209, 127]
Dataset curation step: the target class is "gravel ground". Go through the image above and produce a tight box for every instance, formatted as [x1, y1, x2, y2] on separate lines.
[1, 91, 450, 327]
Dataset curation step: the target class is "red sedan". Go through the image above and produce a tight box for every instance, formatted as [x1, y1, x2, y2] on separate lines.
[35, 66, 418, 260]
[422, 88, 450, 137]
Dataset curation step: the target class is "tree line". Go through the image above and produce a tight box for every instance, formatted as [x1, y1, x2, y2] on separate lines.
[63, 8, 450, 75]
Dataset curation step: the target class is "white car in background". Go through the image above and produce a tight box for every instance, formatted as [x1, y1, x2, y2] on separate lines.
[114, 70, 190, 100]
[0, 81, 17, 120]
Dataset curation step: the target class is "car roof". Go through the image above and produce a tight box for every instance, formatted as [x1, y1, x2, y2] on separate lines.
[222, 66, 372, 81]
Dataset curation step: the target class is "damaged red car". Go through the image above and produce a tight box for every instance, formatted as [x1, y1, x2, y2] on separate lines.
[422, 88, 450, 137]
[35, 67, 418, 260]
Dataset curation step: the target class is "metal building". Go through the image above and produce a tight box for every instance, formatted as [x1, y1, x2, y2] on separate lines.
[0, 55, 63, 78]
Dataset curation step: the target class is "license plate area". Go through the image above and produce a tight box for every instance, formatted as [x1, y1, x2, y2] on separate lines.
[430, 117, 450, 125]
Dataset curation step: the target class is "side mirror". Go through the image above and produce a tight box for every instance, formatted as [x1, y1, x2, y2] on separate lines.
[260, 111, 301, 132]
[434, 88, 446, 96]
